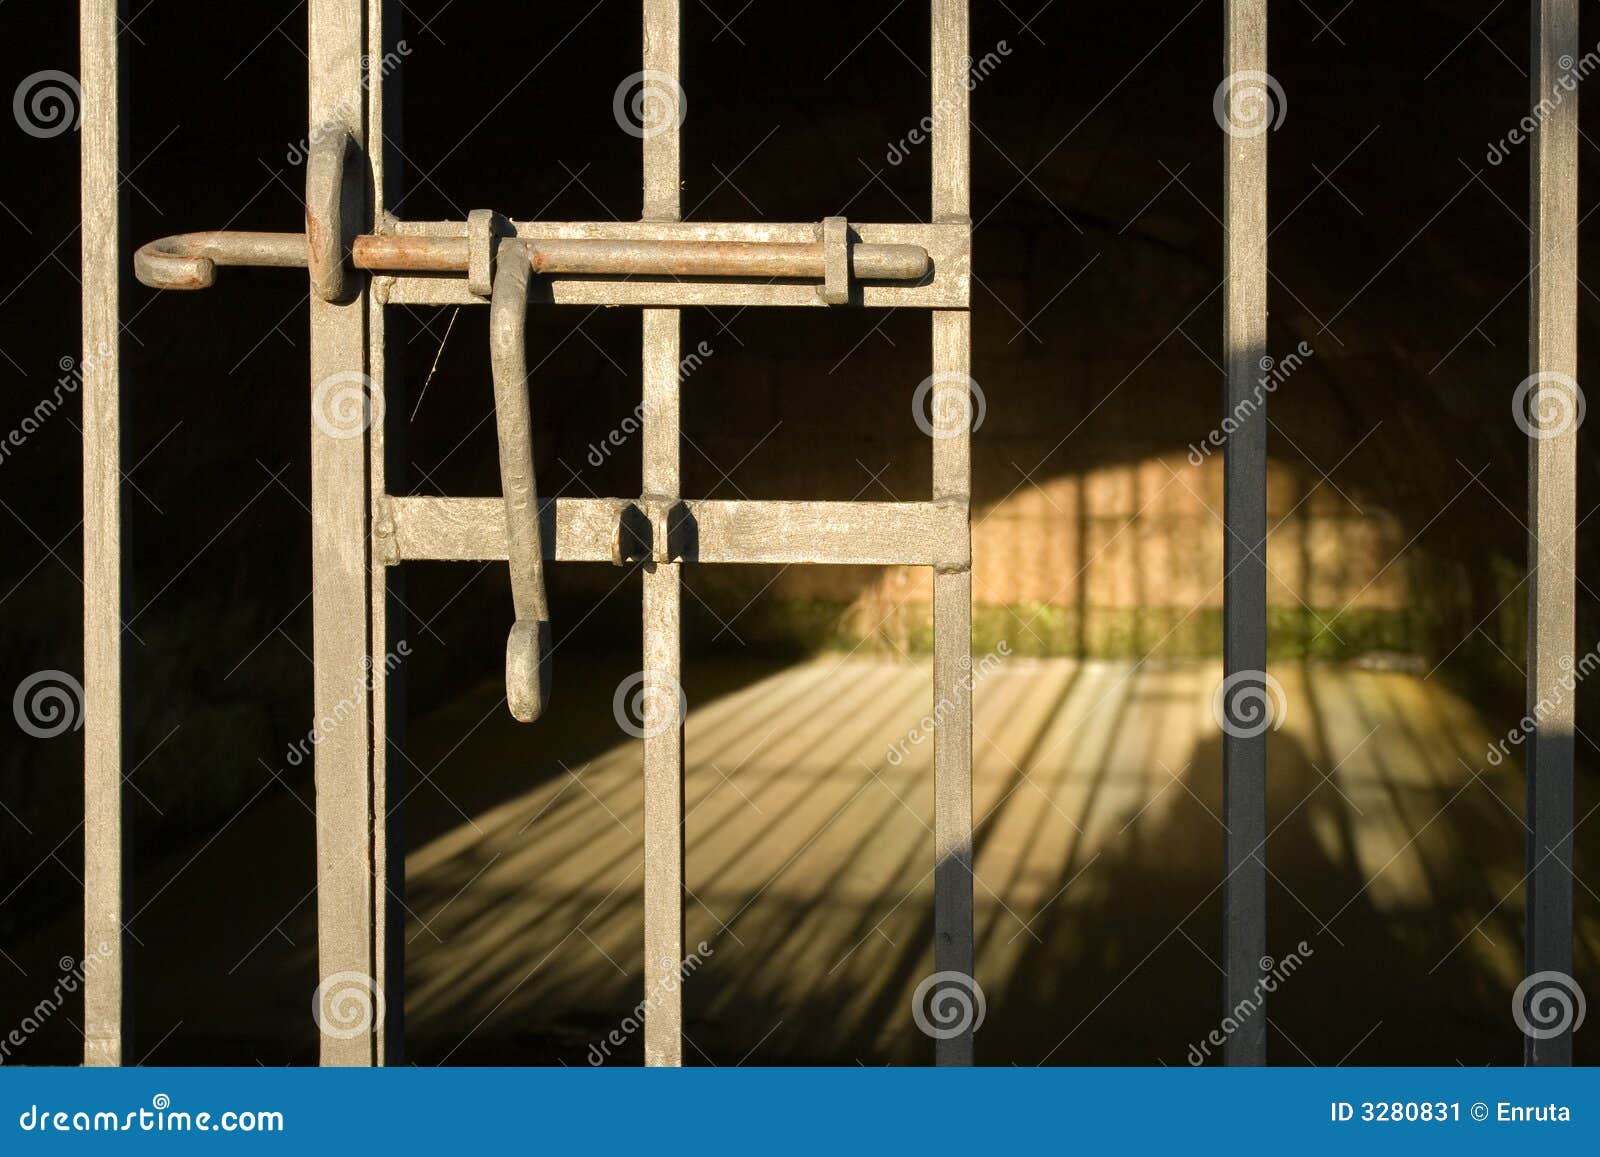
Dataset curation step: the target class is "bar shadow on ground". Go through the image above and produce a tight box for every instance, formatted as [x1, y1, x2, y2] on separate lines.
[2, 655, 1594, 1065]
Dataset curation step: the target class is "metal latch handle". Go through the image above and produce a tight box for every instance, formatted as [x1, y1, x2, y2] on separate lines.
[489, 240, 552, 723]
[135, 221, 929, 297]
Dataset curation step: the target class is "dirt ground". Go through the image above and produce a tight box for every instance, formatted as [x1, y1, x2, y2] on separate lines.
[4, 654, 1595, 1065]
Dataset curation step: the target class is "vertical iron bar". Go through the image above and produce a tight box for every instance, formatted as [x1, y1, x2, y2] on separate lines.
[309, 0, 379, 1067]
[81, 0, 128, 1067]
[641, 0, 685, 1068]
[1222, 0, 1268, 1067]
[367, 0, 405, 1064]
[1526, 0, 1578, 1068]
[931, 0, 974, 1067]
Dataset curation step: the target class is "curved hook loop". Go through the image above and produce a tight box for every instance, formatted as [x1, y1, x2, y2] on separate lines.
[489, 239, 552, 723]
[133, 128, 357, 299]
[133, 231, 308, 291]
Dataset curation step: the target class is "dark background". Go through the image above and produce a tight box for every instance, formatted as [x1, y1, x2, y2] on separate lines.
[0, 0, 1596, 1064]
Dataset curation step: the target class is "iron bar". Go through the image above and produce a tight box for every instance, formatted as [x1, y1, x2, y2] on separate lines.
[80, 0, 128, 1068]
[378, 497, 970, 567]
[367, 0, 405, 1065]
[640, 0, 686, 1070]
[309, 0, 381, 1068]
[1525, 0, 1578, 1068]
[930, 0, 975, 1068]
[1222, 0, 1269, 1067]
[384, 220, 966, 309]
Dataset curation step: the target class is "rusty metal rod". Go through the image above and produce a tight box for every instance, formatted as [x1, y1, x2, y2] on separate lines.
[135, 230, 930, 291]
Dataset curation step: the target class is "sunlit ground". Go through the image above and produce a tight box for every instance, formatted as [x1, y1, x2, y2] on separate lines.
[6, 655, 1596, 1065]
[400, 655, 1598, 1065]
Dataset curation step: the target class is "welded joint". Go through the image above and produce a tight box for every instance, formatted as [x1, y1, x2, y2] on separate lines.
[616, 495, 685, 564]
[373, 495, 399, 566]
[468, 209, 513, 298]
[818, 216, 850, 305]
[934, 496, 971, 574]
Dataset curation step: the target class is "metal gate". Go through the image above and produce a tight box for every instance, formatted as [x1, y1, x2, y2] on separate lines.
[77, 0, 1578, 1067]
[84, 0, 975, 1066]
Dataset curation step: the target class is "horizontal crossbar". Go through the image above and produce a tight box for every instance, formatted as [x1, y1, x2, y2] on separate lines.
[379, 496, 971, 568]
[380, 220, 970, 309]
